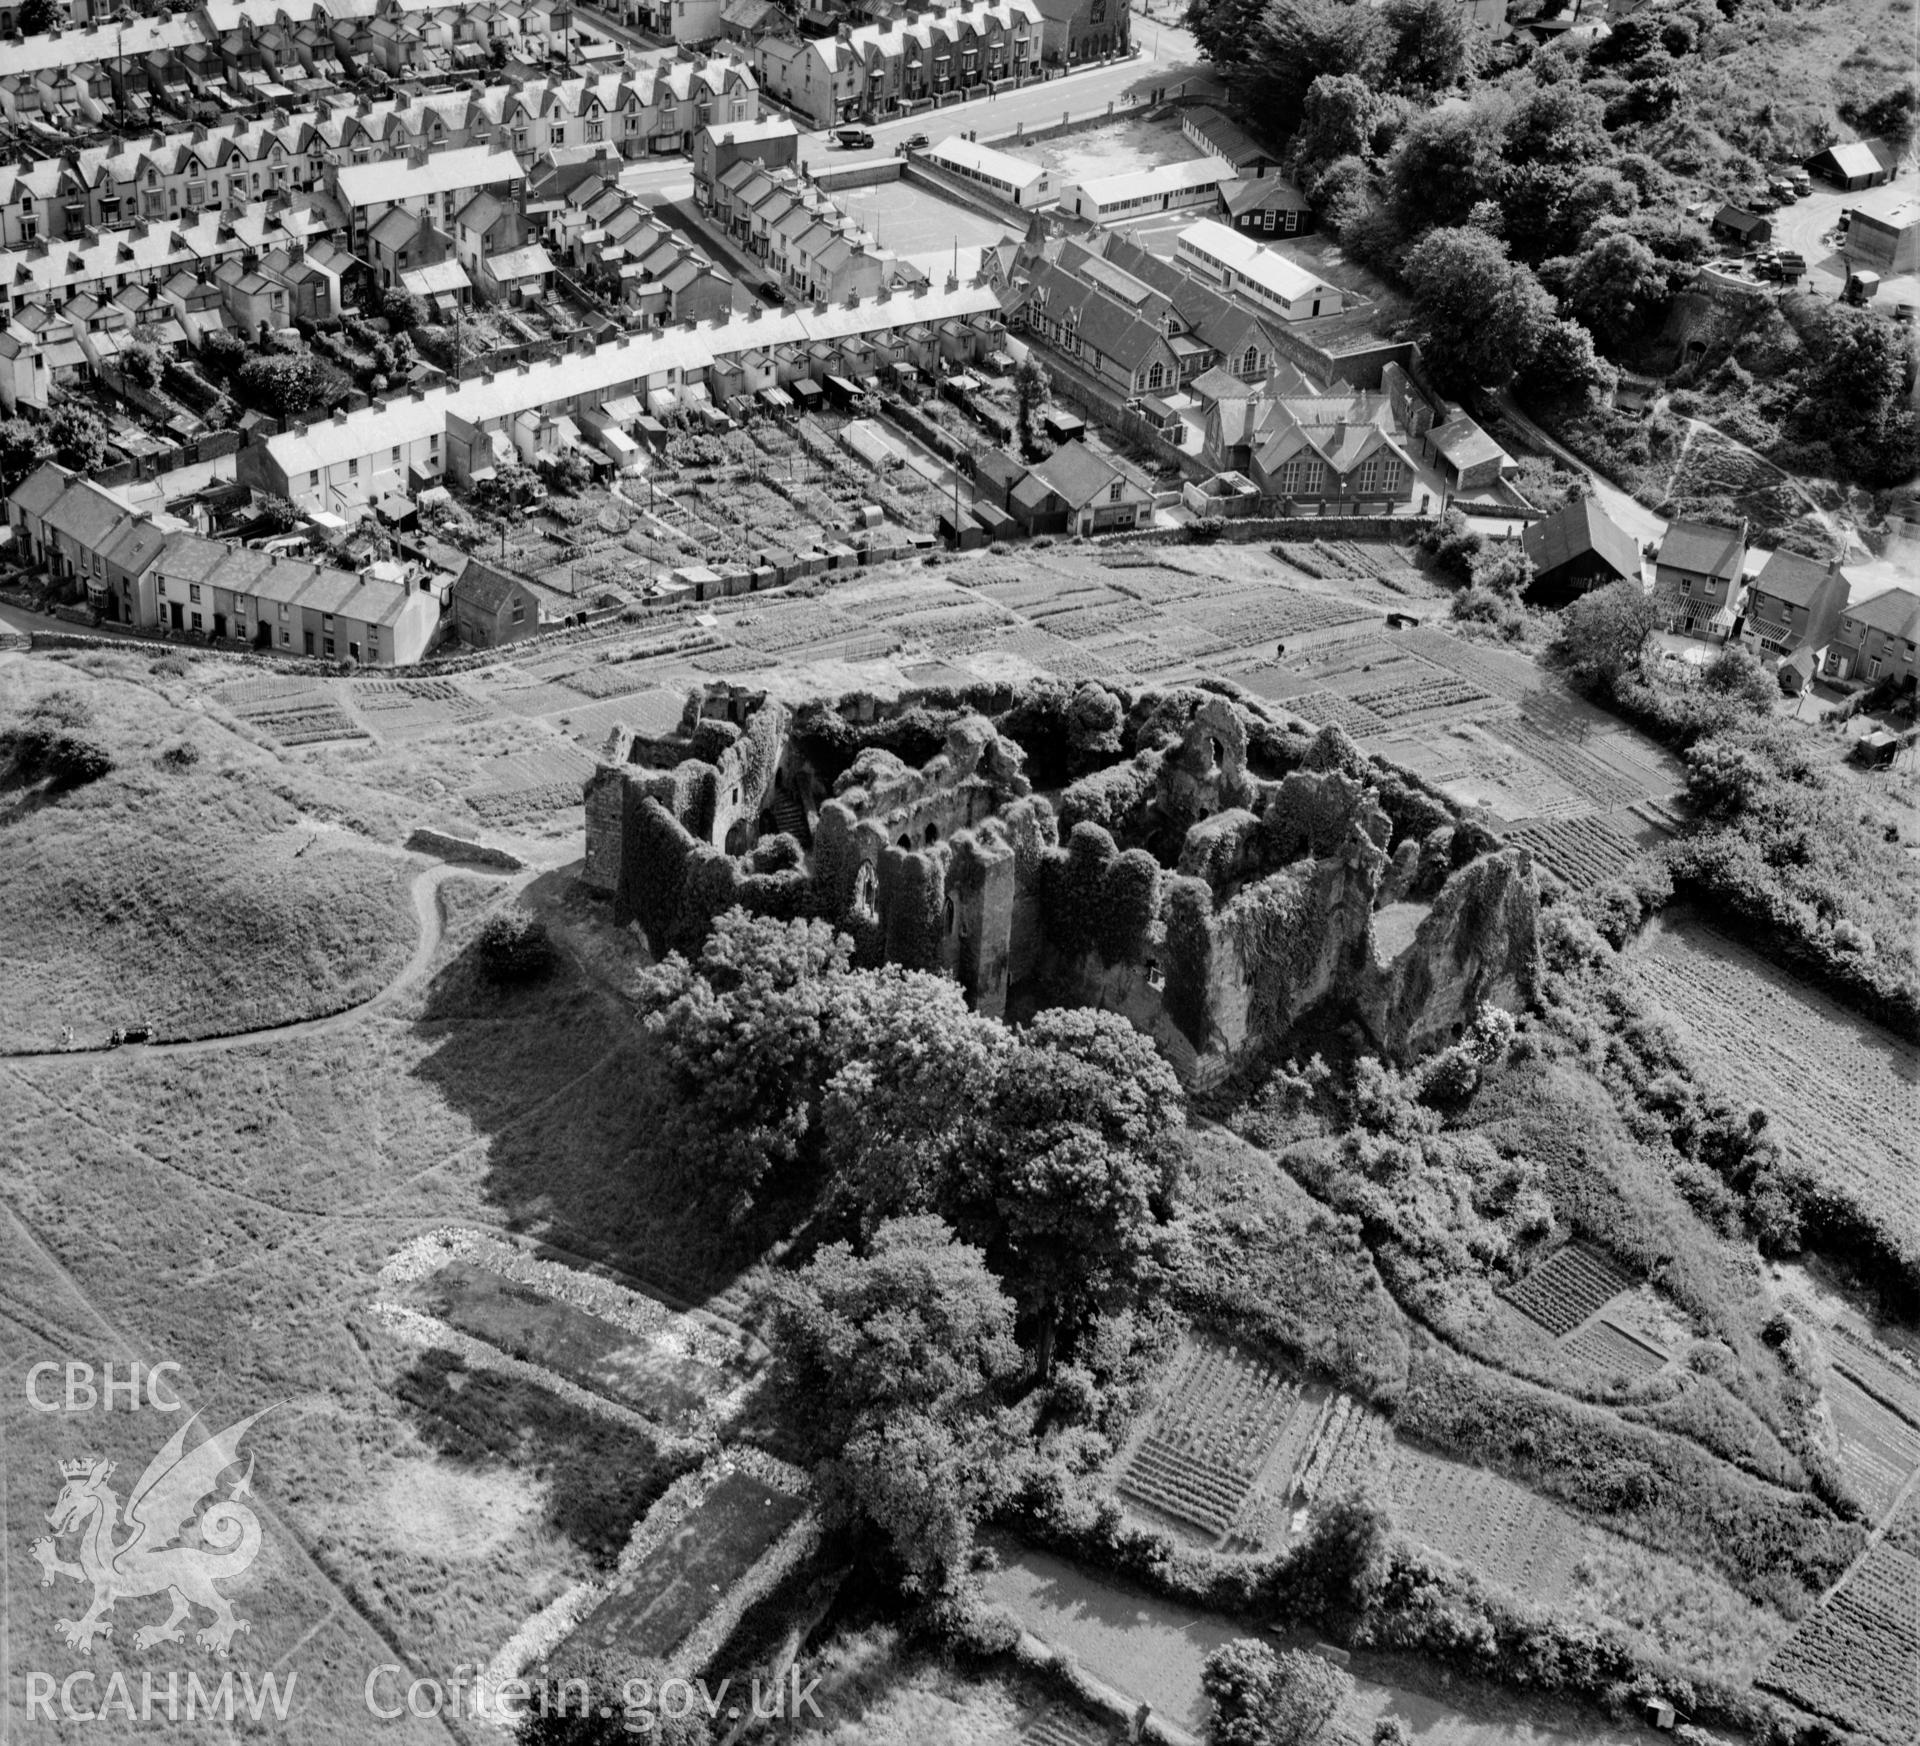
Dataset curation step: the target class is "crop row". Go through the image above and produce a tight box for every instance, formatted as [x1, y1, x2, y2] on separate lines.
[1291, 1393, 1390, 1503]
[1349, 677, 1490, 720]
[1155, 1341, 1304, 1469]
[1760, 1542, 1920, 1743]
[1504, 1242, 1633, 1337]
[1292, 690, 1389, 737]
[1826, 1370, 1920, 1521]
[1487, 716, 1646, 811]
[1390, 1449, 1584, 1599]
[1117, 1434, 1254, 1537]
[1628, 941, 1920, 1233]
[1510, 814, 1644, 892]
[1831, 1325, 1920, 1428]
[1563, 1317, 1668, 1379]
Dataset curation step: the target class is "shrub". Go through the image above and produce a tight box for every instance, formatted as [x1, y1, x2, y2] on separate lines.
[475, 915, 558, 984]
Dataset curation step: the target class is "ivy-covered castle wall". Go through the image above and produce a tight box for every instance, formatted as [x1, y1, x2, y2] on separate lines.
[581, 678, 1540, 1077]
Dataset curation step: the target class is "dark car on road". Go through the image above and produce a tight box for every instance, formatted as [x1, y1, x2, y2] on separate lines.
[904, 132, 929, 149]
[757, 280, 788, 305]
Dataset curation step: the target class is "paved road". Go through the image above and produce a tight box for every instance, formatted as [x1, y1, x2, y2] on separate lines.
[793, 28, 1207, 175]
[0, 598, 71, 637]
[984, 1538, 1668, 1746]
[1492, 391, 1666, 552]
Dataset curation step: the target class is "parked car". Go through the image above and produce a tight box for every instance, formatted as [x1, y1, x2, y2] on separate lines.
[757, 280, 788, 305]
[904, 131, 929, 149]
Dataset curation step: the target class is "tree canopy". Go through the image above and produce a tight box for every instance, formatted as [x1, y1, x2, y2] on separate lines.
[774, 1216, 1023, 1587]
[1400, 226, 1557, 394]
[1547, 578, 1656, 690]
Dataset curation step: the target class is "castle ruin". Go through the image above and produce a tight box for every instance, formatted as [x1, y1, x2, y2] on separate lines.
[582, 680, 1539, 1080]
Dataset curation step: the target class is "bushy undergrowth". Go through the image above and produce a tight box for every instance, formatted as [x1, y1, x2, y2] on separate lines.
[1547, 618, 1920, 1035]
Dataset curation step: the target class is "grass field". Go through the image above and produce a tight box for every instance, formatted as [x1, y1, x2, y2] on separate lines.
[564, 1468, 807, 1665]
[754, 1624, 1075, 1745]
[0, 845, 713, 1743]
[0, 658, 419, 1049]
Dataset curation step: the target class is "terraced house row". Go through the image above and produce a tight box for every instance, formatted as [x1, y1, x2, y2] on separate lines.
[232, 276, 1007, 511]
[0, 205, 353, 408]
[0, 0, 577, 139]
[751, 0, 1072, 129]
[0, 61, 760, 249]
[6, 461, 443, 661]
[702, 158, 921, 305]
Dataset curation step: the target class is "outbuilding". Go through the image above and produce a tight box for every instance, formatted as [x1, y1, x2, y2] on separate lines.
[1845, 185, 1920, 276]
[1806, 139, 1900, 192]
[1711, 205, 1772, 248]
[1521, 497, 1641, 605]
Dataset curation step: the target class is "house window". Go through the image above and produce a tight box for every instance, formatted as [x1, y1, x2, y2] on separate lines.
[189, 584, 201, 602]
[550, 125, 565, 144]
[1146, 361, 1164, 389]
[510, 600, 525, 624]
[309, 469, 319, 487]
[349, 641, 360, 661]
[430, 434, 440, 455]
[391, 446, 401, 464]
[281, 629, 291, 645]
[1241, 346, 1258, 373]
[1108, 481, 1122, 502]
[347, 458, 358, 478]
[279, 602, 289, 619]
[1869, 658, 1882, 679]
[322, 614, 333, 628]
[190, 611, 202, 629]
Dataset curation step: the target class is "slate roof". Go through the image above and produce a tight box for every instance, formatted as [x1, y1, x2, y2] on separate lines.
[9, 461, 71, 521]
[1750, 549, 1842, 608]
[1657, 518, 1747, 580]
[1846, 585, 1920, 640]
[1522, 497, 1639, 583]
[455, 556, 530, 613]
[1221, 176, 1310, 217]
[1028, 441, 1134, 509]
[43, 480, 135, 549]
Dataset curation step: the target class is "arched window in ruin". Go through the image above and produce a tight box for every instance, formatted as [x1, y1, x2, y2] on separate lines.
[1209, 736, 1224, 768]
[924, 821, 939, 845]
[724, 820, 752, 856]
[852, 860, 878, 921]
[944, 893, 957, 934]
[897, 834, 912, 850]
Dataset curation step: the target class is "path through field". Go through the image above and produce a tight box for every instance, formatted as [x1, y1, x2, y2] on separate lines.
[0, 858, 525, 1063]
[981, 1540, 1668, 1746]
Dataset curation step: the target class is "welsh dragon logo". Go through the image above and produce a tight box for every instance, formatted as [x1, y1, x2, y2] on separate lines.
[30, 1409, 270, 1655]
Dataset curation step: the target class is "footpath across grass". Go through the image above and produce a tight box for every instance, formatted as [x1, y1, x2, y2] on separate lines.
[0, 655, 418, 1049]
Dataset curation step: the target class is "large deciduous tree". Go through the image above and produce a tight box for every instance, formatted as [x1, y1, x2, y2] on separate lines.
[1401, 226, 1556, 394]
[641, 912, 860, 1202]
[1382, 0, 1471, 96]
[1202, 1639, 1355, 1746]
[1233, 0, 1390, 137]
[774, 1216, 1023, 1587]
[958, 1008, 1185, 1376]
[1548, 578, 1656, 691]
[1557, 232, 1669, 347]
